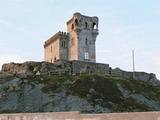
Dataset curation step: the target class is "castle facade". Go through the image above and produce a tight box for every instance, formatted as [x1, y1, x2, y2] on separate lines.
[44, 13, 99, 63]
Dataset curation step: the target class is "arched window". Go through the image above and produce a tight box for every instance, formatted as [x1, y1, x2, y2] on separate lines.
[61, 41, 66, 48]
[92, 23, 96, 29]
[85, 38, 88, 46]
[54, 57, 56, 62]
[85, 22, 88, 28]
[75, 19, 79, 26]
[71, 24, 74, 30]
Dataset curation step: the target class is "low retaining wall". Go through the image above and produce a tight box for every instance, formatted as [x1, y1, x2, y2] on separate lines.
[0, 111, 160, 120]
[71, 60, 109, 74]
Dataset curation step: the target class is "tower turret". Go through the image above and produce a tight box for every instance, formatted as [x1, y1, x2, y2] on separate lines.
[67, 12, 99, 62]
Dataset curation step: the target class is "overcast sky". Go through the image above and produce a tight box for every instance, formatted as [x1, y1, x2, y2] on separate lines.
[0, 0, 160, 79]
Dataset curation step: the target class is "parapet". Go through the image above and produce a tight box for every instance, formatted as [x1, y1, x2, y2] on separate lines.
[67, 12, 99, 30]
[44, 31, 69, 48]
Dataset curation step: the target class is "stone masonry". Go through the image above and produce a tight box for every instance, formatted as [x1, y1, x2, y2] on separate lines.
[1, 61, 110, 77]
[44, 12, 99, 63]
[0, 111, 160, 120]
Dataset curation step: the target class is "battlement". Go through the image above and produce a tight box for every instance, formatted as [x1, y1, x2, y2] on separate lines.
[44, 31, 69, 48]
[67, 12, 99, 30]
[59, 31, 69, 36]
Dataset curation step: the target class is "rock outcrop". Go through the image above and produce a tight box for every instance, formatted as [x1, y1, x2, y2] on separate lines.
[1, 61, 159, 86]
[0, 61, 160, 113]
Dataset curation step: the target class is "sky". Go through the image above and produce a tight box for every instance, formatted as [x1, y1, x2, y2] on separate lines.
[0, 0, 160, 79]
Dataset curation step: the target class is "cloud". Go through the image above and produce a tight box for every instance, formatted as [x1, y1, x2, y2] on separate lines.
[0, 54, 25, 70]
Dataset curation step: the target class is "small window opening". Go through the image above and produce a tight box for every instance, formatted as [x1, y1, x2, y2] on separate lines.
[85, 38, 88, 46]
[92, 23, 96, 29]
[75, 19, 79, 26]
[109, 67, 112, 74]
[85, 52, 89, 60]
[61, 41, 66, 48]
[85, 22, 88, 28]
[71, 24, 74, 30]
[54, 57, 56, 62]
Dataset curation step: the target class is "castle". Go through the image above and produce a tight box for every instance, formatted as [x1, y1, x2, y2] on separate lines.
[44, 12, 99, 63]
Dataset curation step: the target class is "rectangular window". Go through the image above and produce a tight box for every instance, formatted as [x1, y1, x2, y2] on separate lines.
[85, 52, 89, 59]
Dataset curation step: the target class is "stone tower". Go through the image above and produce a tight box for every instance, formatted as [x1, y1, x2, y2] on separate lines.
[44, 12, 99, 63]
[67, 12, 99, 62]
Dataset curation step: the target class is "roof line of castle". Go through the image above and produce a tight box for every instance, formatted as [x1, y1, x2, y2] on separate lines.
[44, 31, 69, 48]
[66, 12, 98, 25]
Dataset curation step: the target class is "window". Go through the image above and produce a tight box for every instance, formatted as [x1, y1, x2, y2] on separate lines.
[75, 19, 79, 26]
[85, 22, 88, 28]
[109, 67, 112, 74]
[85, 52, 89, 59]
[85, 38, 88, 46]
[54, 57, 56, 62]
[71, 24, 74, 30]
[92, 23, 96, 29]
[61, 41, 66, 48]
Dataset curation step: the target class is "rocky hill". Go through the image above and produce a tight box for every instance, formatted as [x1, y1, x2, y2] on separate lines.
[0, 61, 160, 113]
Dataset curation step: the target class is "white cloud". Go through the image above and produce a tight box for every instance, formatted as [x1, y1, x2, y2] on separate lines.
[0, 54, 25, 70]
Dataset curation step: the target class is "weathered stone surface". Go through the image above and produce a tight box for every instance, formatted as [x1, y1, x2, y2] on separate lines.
[2, 61, 159, 85]
[112, 68, 160, 86]
[71, 60, 109, 74]
[0, 112, 160, 120]
[1, 61, 110, 77]
[0, 61, 160, 113]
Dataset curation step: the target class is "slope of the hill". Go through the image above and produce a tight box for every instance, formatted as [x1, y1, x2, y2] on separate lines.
[0, 72, 160, 113]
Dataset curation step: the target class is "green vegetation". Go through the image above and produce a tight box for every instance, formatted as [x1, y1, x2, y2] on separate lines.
[0, 73, 160, 113]
[25, 74, 160, 112]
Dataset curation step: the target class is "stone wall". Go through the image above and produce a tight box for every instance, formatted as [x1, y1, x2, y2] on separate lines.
[71, 60, 109, 74]
[1, 61, 158, 85]
[0, 111, 160, 120]
[44, 33, 60, 63]
[80, 112, 160, 120]
[1, 61, 110, 77]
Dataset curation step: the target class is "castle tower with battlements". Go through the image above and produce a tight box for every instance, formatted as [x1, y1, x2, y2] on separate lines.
[44, 13, 99, 63]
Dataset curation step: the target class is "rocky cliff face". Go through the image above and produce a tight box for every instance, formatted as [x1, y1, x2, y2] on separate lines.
[0, 61, 160, 113]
